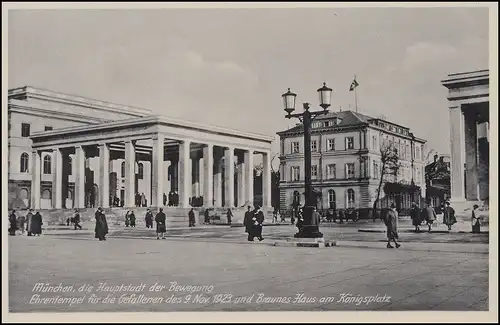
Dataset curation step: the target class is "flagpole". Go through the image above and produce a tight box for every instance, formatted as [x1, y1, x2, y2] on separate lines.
[354, 74, 358, 113]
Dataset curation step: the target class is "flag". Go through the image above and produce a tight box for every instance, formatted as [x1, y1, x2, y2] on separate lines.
[349, 78, 359, 91]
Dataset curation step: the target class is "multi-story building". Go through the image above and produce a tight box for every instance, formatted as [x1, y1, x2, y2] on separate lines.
[425, 154, 451, 209]
[277, 110, 427, 216]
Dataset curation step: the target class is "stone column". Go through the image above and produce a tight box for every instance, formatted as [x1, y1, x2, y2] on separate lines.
[124, 140, 136, 207]
[214, 150, 223, 207]
[224, 147, 235, 208]
[98, 143, 110, 208]
[179, 140, 191, 207]
[151, 134, 165, 207]
[164, 160, 171, 203]
[203, 144, 213, 207]
[192, 158, 200, 197]
[52, 149, 63, 209]
[477, 121, 489, 200]
[74, 146, 86, 209]
[31, 150, 41, 209]
[262, 151, 272, 208]
[60, 152, 71, 209]
[237, 153, 246, 207]
[464, 111, 479, 201]
[449, 106, 466, 203]
[245, 150, 254, 206]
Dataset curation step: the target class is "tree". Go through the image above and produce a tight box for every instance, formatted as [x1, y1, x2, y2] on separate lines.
[372, 140, 401, 219]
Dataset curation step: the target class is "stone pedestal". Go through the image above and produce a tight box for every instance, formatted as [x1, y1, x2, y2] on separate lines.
[273, 237, 337, 248]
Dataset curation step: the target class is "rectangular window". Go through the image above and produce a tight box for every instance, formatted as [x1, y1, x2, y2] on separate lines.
[292, 141, 300, 154]
[327, 139, 335, 151]
[345, 137, 354, 150]
[311, 140, 317, 152]
[416, 146, 421, 160]
[346, 163, 355, 179]
[324, 121, 330, 127]
[311, 165, 318, 178]
[291, 166, 300, 181]
[373, 161, 379, 179]
[21, 123, 31, 137]
[327, 164, 336, 179]
[44, 126, 53, 131]
[372, 136, 377, 150]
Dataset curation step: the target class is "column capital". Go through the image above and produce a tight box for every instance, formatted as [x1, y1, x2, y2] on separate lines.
[152, 133, 166, 141]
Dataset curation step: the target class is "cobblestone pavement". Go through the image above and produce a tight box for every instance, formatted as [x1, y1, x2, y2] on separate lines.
[8, 229, 489, 313]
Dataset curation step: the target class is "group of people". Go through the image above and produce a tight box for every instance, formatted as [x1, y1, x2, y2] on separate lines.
[410, 201, 458, 233]
[66, 209, 83, 230]
[8, 209, 43, 236]
[243, 205, 265, 241]
[135, 192, 148, 207]
[166, 191, 179, 207]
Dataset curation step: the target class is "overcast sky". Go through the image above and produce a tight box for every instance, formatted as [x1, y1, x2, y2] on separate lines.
[8, 6, 489, 163]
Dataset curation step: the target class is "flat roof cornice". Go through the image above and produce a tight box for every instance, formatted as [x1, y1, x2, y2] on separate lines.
[441, 69, 489, 89]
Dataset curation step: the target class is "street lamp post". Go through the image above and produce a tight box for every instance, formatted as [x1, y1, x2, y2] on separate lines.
[282, 83, 332, 238]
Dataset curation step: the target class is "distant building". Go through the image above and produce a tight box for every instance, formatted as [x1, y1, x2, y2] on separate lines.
[441, 69, 489, 211]
[425, 153, 451, 209]
[277, 110, 427, 216]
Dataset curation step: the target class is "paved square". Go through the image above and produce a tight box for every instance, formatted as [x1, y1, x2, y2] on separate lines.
[8, 228, 489, 312]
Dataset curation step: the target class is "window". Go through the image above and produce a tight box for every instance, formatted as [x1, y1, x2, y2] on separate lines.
[68, 157, 72, 176]
[327, 164, 336, 179]
[121, 161, 125, 177]
[311, 165, 318, 178]
[291, 166, 300, 181]
[328, 190, 336, 209]
[21, 123, 31, 137]
[20, 152, 29, 173]
[373, 161, 379, 179]
[311, 140, 317, 152]
[345, 163, 355, 179]
[416, 169, 420, 184]
[43, 155, 51, 174]
[44, 126, 53, 131]
[406, 144, 410, 160]
[372, 136, 377, 150]
[42, 189, 51, 200]
[293, 190, 301, 206]
[327, 139, 335, 151]
[138, 163, 144, 179]
[324, 121, 330, 127]
[347, 189, 355, 209]
[415, 146, 421, 160]
[292, 142, 300, 154]
[345, 137, 354, 150]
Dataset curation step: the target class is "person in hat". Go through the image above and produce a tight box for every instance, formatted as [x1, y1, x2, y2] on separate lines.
[188, 208, 196, 227]
[155, 208, 167, 239]
[410, 202, 421, 232]
[385, 203, 400, 249]
[9, 210, 18, 236]
[73, 209, 82, 230]
[94, 207, 108, 241]
[442, 201, 457, 231]
[145, 209, 154, 229]
[471, 204, 481, 234]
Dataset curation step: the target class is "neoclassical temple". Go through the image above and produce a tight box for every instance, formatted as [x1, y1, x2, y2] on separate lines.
[441, 69, 489, 209]
[8, 86, 274, 212]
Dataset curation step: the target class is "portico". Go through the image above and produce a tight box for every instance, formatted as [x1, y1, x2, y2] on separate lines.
[441, 70, 489, 207]
[29, 115, 274, 211]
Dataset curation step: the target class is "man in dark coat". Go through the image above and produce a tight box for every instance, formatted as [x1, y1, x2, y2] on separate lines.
[26, 209, 34, 236]
[129, 211, 136, 227]
[155, 208, 167, 239]
[74, 209, 82, 230]
[251, 205, 265, 242]
[145, 209, 153, 229]
[94, 207, 108, 241]
[410, 203, 421, 232]
[385, 204, 400, 249]
[204, 208, 210, 225]
[163, 193, 167, 206]
[442, 201, 456, 231]
[9, 210, 17, 236]
[244, 206, 253, 239]
[226, 208, 233, 225]
[188, 208, 196, 227]
[32, 211, 43, 236]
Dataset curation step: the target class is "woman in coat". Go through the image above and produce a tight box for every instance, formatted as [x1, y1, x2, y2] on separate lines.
[94, 207, 108, 241]
[410, 203, 422, 232]
[31, 211, 43, 236]
[424, 202, 437, 232]
[129, 211, 136, 228]
[385, 204, 400, 249]
[155, 208, 167, 239]
[9, 210, 17, 236]
[471, 204, 481, 234]
[125, 211, 130, 227]
[442, 201, 457, 231]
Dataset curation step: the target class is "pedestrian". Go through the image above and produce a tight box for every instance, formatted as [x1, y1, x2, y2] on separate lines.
[410, 202, 421, 232]
[204, 208, 210, 225]
[442, 201, 457, 231]
[9, 210, 17, 236]
[163, 193, 167, 206]
[17, 212, 26, 235]
[296, 207, 304, 233]
[338, 208, 345, 224]
[424, 202, 437, 232]
[129, 210, 136, 228]
[145, 209, 153, 229]
[155, 208, 167, 239]
[226, 208, 233, 225]
[73, 209, 82, 230]
[244, 206, 253, 240]
[32, 211, 43, 236]
[280, 209, 286, 223]
[25, 209, 34, 236]
[94, 207, 108, 241]
[125, 210, 130, 227]
[290, 207, 296, 225]
[384, 203, 400, 248]
[188, 208, 196, 227]
[253, 205, 265, 241]
[272, 208, 278, 224]
[472, 204, 481, 234]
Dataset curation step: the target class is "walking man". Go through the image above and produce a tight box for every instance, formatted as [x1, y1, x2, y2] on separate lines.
[188, 208, 196, 227]
[26, 209, 34, 236]
[410, 203, 421, 232]
[442, 201, 457, 231]
[94, 207, 108, 241]
[244, 206, 253, 241]
[145, 209, 153, 229]
[155, 208, 167, 239]
[226, 208, 233, 226]
[73, 209, 82, 230]
[385, 203, 401, 248]
[424, 202, 437, 232]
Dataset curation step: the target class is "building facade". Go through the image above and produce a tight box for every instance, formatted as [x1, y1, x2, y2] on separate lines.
[441, 70, 489, 211]
[425, 154, 451, 209]
[8, 86, 274, 211]
[277, 110, 426, 216]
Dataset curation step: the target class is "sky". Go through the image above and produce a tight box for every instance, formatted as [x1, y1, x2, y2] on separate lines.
[7, 6, 490, 166]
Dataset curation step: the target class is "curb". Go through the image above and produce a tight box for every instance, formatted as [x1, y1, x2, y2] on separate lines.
[358, 229, 489, 234]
